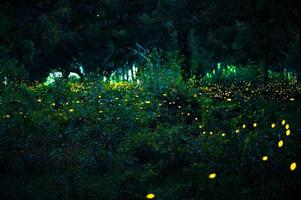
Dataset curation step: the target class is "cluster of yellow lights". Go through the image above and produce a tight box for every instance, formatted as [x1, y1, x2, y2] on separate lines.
[280, 120, 292, 136]
[202, 81, 300, 102]
[2, 87, 299, 185]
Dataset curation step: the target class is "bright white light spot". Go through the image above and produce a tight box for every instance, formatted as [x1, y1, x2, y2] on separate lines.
[68, 72, 81, 80]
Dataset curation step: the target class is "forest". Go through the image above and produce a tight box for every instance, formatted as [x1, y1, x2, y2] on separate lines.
[0, 0, 301, 199]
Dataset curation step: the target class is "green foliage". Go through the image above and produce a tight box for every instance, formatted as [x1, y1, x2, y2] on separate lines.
[1, 63, 301, 199]
[0, 58, 29, 81]
[201, 63, 297, 84]
[1, 0, 301, 80]
[138, 49, 184, 92]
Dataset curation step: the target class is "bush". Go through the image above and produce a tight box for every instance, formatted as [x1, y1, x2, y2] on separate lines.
[1, 55, 301, 199]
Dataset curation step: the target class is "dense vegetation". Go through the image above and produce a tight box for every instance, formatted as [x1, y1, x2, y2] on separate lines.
[1, 53, 301, 199]
[1, 0, 301, 199]
[1, 0, 301, 81]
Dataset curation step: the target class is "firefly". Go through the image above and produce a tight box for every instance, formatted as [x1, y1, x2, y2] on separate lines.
[262, 156, 268, 161]
[286, 130, 291, 136]
[146, 193, 156, 199]
[278, 140, 284, 148]
[208, 173, 217, 179]
[290, 162, 297, 171]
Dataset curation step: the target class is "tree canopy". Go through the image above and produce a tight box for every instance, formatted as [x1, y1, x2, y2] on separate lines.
[0, 0, 300, 80]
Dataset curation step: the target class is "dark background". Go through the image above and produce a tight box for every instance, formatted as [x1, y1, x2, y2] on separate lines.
[0, 0, 300, 80]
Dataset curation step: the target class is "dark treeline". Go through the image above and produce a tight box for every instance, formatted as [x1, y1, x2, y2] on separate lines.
[0, 0, 301, 81]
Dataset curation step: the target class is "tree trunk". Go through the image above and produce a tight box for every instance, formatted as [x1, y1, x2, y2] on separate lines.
[264, 33, 271, 82]
[177, 27, 191, 80]
[299, 26, 301, 56]
[298, 27, 301, 83]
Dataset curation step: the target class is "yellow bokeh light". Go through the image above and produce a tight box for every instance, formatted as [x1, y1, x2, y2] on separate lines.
[235, 129, 240, 133]
[271, 123, 276, 128]
[242, 124, 246, 129]
[290, 162, 297, 171]
[222, 133, 226, 137]
[262, 156, 268, 161]
[285, 124, 289, 130]
[69, 109, 74, 112]
[253, 123, 257, 128]
[278, 140, 283, 148]
[208, 173, 216, 179]
[146, 193, 156, 199]
[281, 120, 286, 125]
[286, 130, 291, 136]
